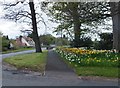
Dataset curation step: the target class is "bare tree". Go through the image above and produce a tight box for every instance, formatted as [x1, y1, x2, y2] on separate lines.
[3, 0, 45, 53]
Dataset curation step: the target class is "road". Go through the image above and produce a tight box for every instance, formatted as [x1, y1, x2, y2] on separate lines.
[1, 48, 47, 59]
[2, 71, 118, 86]
[1, 50, 35, 59]
[1, 49, 119, 86]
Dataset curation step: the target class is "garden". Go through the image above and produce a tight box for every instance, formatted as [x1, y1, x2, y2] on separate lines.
[56, 47, 120, 78]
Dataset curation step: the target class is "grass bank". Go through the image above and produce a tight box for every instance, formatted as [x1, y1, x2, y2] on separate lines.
[3, 51, 48, 72]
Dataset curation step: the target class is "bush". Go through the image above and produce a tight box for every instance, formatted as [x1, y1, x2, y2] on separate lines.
[2, 36, 10, 51]
[93, 33, 113, 50]
[70, 37, 93, 49]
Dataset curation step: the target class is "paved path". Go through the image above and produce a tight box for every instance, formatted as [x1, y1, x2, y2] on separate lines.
[2, 50, 119, 86]
[45, 50, 77, 79]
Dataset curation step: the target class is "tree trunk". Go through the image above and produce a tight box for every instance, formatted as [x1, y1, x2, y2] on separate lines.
[74, 21, 81, 48]
[29, 0, 42, 53]
[110, 2, 120, 53]
[72, 3, 81, 48]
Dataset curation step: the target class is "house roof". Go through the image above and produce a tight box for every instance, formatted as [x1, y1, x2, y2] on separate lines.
[22, 36, 33, 41]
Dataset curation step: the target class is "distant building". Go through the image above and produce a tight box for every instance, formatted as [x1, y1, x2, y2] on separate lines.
[16, 36, 35, 47]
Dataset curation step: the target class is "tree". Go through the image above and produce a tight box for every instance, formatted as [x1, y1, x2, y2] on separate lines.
[94, 33, 113, 50]
[80, 37, 93, 49]
[2, 36, 10, 51]
[56, 36, 69, 46]
[110, 2, 120, 52]
[0, 32, 3, 52]
[40, 34, 56, 46]
[70, 36, 93, 49]
[100, 33, 113, 50]
[20, 29, 32, 36]
[3, 0, 42, 53]
[41, 2, 110, 48]
[27, 31, 33, 38]
[29, 0, 42, 52]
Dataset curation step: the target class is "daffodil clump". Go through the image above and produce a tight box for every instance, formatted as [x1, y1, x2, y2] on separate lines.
[56, 47, 119, 67]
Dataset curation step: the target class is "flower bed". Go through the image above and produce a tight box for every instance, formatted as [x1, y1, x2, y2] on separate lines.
[56, 47, 119, 67]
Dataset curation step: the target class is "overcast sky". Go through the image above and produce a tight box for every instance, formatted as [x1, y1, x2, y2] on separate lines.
[0, 0, 113, 40]
[0, 0, 58, 39]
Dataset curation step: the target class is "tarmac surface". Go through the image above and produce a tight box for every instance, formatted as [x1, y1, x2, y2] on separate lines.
[2, 50, 119, 86]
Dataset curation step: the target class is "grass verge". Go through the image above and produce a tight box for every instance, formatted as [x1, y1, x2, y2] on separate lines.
[75, 67, 119, 78]
[58, 53, 119, 78]
[3, 51, 48, 72]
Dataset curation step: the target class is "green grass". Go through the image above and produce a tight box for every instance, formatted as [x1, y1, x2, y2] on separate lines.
[56, 51, 119, 78]
[75, 67, 119, 78]
[2, 47, 34, 54]
[55, 47, 120, 78]
[65, 59, 119, 78]
[3, 51, 48, 72]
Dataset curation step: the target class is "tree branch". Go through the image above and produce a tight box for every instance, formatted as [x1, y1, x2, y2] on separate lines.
[3, 0, 26, 10]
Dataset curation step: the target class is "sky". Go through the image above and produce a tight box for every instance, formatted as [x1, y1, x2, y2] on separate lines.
[0, 0, 58, 39]
[0, 0, 113, 40]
